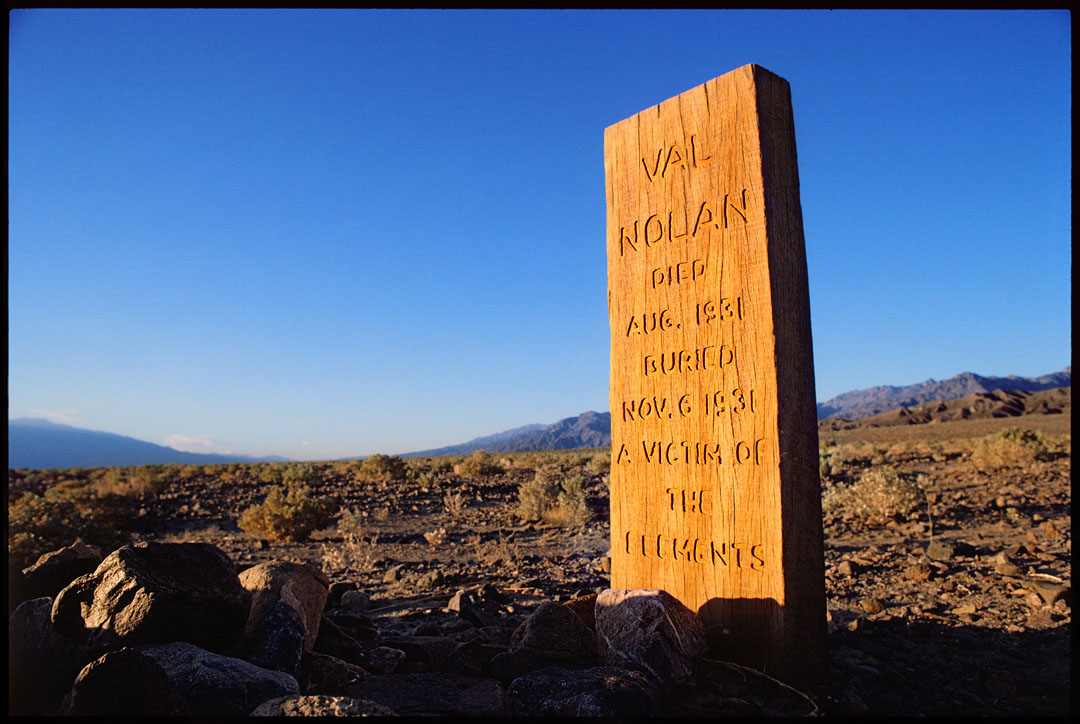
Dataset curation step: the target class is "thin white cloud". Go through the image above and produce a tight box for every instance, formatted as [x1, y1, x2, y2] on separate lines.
[29, 408, 80, 422]
[164, 435, 218, 452]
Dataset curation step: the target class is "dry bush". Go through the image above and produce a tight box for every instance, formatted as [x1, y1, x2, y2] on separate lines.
[423, 527, 447, 547]
[162, 523, 225, 544]
[8, 487, 134, 569]
[237, 479, 338, 542]
[516, 467, 562, 522]
[453, 450, 503, 478]
[822, 466, 926, 526]
[355, 454, 407, 482]
[969, 427, 1048, 470]
[320, 508, 379, 577]
[586, 451, 611, 472]
[517, 469, 590, 526]
[469, 532, 520, 568]
[443, 491, 467, 519]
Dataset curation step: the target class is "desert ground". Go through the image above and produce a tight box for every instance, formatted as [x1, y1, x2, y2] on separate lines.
[7, 395, 1071, 716]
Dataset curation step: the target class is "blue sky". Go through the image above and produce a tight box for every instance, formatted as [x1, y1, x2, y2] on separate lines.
[8, 9, 1071, 461]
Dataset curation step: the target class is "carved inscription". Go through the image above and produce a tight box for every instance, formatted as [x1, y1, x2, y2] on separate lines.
[606, 65, 825, 682]
[617, 192, 750, 256]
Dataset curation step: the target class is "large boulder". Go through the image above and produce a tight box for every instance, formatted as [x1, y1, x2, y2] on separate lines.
[50, 542, 250, 654]
[11, 540, 103, 611]
[58, 647, 190, 716]
[489, 600, 600, 683]
[240, 561, 329, 652]
[594, 589, 707, 685]
[136, 641, 300, 716]
[8, 597, 97, 715]
[505, 665, 657, 717]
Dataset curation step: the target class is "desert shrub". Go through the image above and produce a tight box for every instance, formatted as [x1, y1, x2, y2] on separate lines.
[822, 466, 926, 526]
[416, 471, 436, 488]
[552, 474, 591, 526]
[586, 451, 611, 472]
[281, 463, 321, 487]
[357, 454, 407, 482]
[94, 466, 169, 498]
[8, 487, 135, 569]
[321, 508, 378, 576]
[969, 427, 1048, 470]
[454, 450, 503, 478]
[237, 477, 338, 542]
[443, 491, 467, 519]
[516, 468, 562, 522]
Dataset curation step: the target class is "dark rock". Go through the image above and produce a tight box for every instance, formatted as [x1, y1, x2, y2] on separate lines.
[594, 589, 707, 685]
[14, 540, 103, 610]
[58, 647, 190, 716]
[239, 560, 329, 653]
[340, 589, 370, 612]
[489, 600, 600, 683]
[246, 600, 306, 679]
[312, 614, 367, 665]
[8, 597, 99, 715]
[448, 588, 499, 628]
[563, 592, 598, 631]
[136, 641, 300, 716]
[299, 651, 368, 694]
[379, 635, 459, 672]
[327, 581, 358, 607]
[250, 694, 397, 716]
[324, 610, 378, 642]
[362, 646, 407, 674]
[344, 672, 505, 716]
[505, 665, 656, 716]
[50, 542, 249, 654]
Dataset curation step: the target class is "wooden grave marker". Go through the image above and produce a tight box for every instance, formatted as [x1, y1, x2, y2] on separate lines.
[604, 64, 825, 683]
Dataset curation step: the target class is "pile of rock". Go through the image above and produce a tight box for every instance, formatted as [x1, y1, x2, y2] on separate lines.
[8, 540, 715, 717]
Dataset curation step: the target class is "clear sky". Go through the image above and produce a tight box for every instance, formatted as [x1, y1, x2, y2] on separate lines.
[8, 9, 1072, 461]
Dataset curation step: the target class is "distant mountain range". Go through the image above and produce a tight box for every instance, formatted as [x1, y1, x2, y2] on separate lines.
[6, 418, 290, 470]
[402, 411, 611, 457]
[9, 367, 1070, 469]
[816, 367, 1071, 420]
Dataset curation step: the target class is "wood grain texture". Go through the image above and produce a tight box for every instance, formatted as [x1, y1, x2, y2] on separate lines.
[604, 64, 825, 685]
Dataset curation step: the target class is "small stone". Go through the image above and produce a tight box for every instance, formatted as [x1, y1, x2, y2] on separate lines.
[340, 590, 370, 612]
[859, 597, 885, 615]
[1024, 592, 1044, 608]
[994, 561, 1022, 577]
[1027, 609, 1054, 628]
[950, 603, 977, 616]
[837, 560, 859, 577]
[1030, 581, 1069, 605]
[383, 565, 405, 584]
[904, 564, 933, 581]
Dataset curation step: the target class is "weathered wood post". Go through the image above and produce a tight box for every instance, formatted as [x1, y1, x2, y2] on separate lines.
[605, 64, 825, 684]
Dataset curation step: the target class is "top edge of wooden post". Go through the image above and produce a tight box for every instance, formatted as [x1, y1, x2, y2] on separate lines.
[605, 64, 788, 134]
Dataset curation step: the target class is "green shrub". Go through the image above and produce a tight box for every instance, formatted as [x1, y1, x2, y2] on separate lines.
[822, 466, 925, 526]
[454, 450, 503, 478]
[357, 454, 407, 482]
[237, 478, 338, 542]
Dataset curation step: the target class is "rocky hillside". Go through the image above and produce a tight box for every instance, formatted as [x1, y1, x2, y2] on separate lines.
[817, 368, 1070, 421]
[820, 387, 1071, 433]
